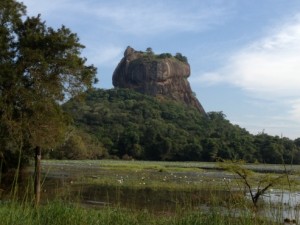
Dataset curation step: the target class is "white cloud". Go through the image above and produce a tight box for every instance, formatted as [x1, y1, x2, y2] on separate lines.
[289, 99, 300, 121]
[226, 52, 300, 98]
[84, 45, 123, 67]
[196, 14, 300, 98]
[22, 0, 63, 14]
[194, 14, 300, 136]
[22, 0, 231, 36]
[90, 2, 229, 35]
[191, 72, 224, 85]
[223, 15, 300, 127]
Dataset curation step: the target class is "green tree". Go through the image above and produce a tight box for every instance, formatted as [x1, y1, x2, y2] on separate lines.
[295, 138, 300, 147]
[0, 0, 97, 203]
[61, 88, 300, 164]
[219, 160, 289, 209]
[146, 47, 154, 55]
[175, 52, 188, 63]
[180, 143, 202, 161]
[50, 129, 107, 160]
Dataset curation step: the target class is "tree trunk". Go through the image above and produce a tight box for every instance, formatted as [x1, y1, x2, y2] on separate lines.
[34, 146, 41, 206]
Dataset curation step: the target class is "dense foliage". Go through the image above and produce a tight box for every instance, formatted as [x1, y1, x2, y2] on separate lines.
[140, 47, 188, 63]
[0, 0, 96, 171]
[57, 88, 300, 164]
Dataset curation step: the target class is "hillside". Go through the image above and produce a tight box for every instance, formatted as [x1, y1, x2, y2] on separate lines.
[51, 88, 300, 164]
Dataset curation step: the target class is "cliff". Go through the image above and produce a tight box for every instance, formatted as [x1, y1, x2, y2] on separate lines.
[112, 46, 206, 114]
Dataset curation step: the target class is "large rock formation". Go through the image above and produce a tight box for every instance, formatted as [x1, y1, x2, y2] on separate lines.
[112, 47, 206, 114]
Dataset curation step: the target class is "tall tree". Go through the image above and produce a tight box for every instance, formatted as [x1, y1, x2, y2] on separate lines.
[0, 0, 97, 204]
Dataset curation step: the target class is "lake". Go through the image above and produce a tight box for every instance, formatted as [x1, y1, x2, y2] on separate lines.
[5, 160, 300, 223]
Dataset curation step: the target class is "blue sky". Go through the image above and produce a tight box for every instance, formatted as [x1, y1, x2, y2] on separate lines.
[22, 0, 300, 139]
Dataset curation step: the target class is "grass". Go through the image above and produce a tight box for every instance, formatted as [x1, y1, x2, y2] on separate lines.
[0, 200, 279, 225]
[39, 160, 233, 191]
[42, 159, 212, 171]
[38, 160, 300, 192]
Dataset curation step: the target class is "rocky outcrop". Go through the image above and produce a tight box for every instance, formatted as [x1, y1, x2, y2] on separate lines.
[112, 46, 206, 114]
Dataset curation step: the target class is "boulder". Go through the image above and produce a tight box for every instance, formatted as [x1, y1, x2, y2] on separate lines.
[112, 46, 206, 114]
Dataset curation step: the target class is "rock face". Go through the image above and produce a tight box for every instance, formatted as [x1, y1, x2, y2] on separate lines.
[112, 47, 206, 114]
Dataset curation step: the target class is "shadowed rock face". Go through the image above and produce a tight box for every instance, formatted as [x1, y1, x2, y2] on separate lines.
[112, 47, 206, 114]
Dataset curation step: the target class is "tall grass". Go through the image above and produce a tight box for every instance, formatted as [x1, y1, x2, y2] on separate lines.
[0, 200, 279, 225]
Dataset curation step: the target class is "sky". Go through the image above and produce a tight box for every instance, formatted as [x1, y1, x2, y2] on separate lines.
[21, 0, 300, 140]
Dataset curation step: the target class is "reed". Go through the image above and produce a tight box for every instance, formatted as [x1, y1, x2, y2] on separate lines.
[0, 200, 281, 225]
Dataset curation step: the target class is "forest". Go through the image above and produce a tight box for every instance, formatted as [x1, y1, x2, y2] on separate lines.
[50, 88, 300, 164]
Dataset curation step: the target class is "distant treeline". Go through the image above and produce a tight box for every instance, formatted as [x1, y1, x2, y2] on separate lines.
[50, 88, 300, 164]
